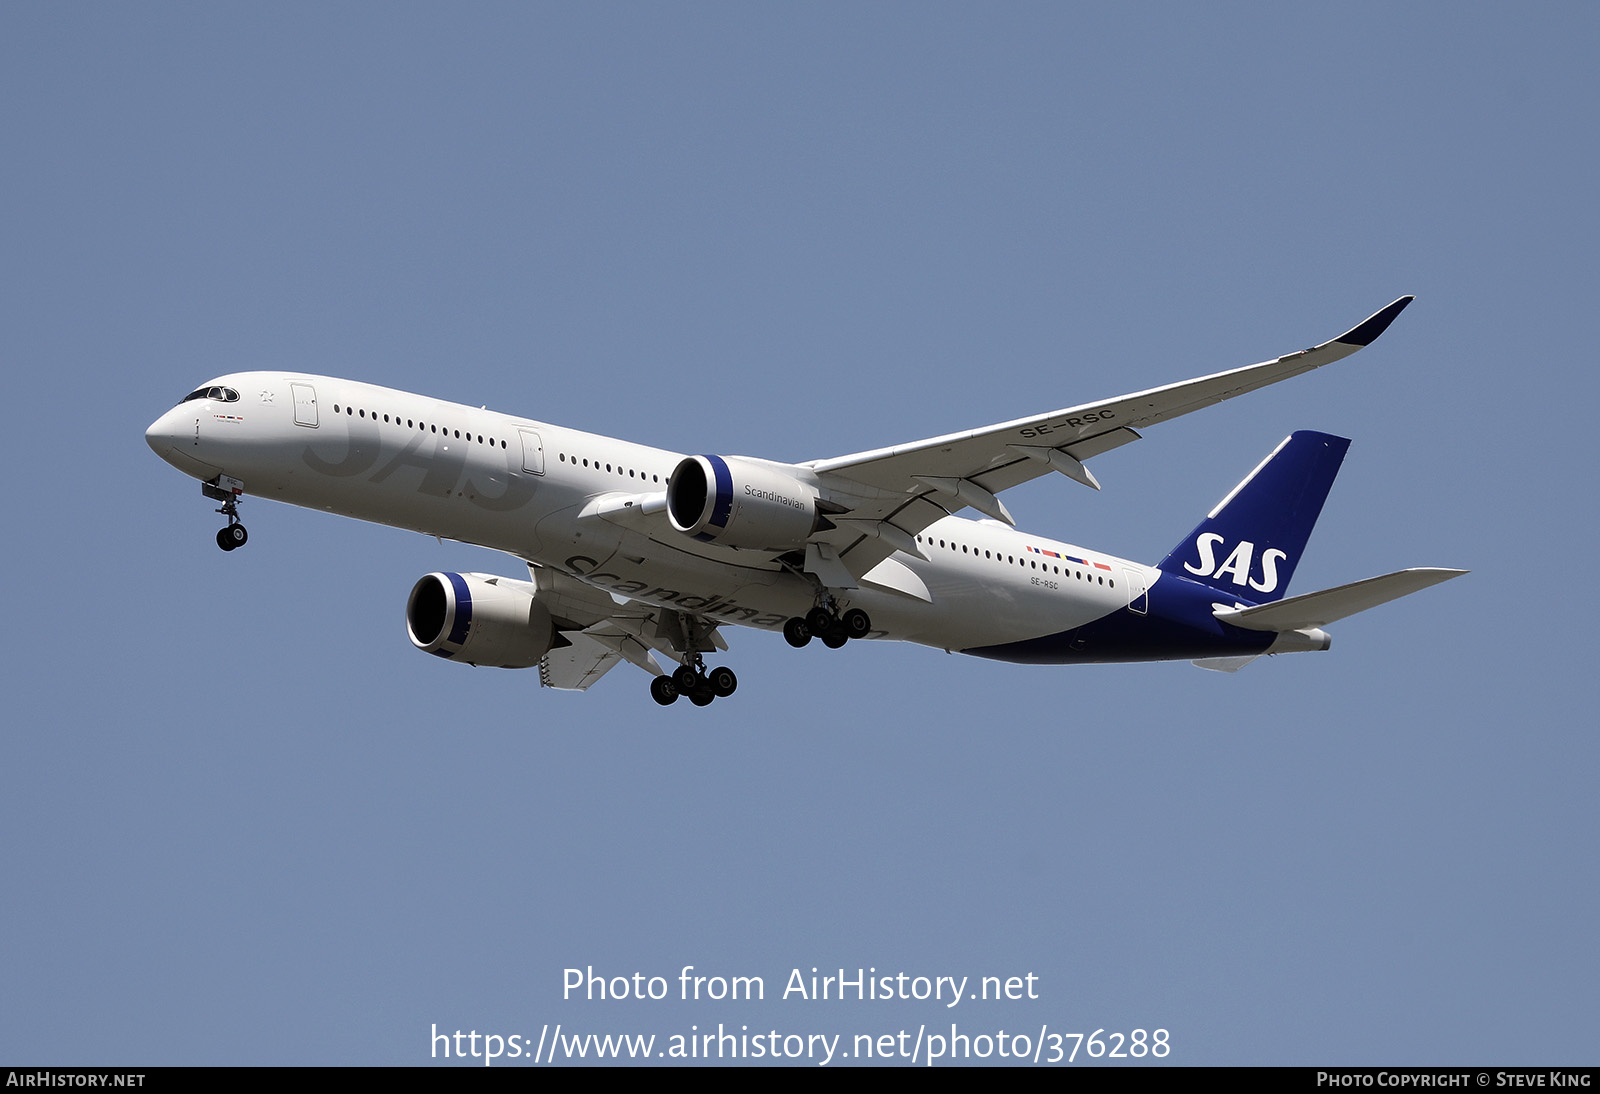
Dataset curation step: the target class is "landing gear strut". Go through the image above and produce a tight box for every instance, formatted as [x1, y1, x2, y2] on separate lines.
[203, 477, 248, 552]
[650, 654, 738, 707]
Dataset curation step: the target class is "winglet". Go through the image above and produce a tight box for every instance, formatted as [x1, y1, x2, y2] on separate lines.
[1334, 296, 1414, 347]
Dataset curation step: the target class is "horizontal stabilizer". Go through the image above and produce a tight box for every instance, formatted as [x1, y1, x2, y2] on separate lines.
[1213, 567, 1467, 632]
[1192, 655, 1262, 673]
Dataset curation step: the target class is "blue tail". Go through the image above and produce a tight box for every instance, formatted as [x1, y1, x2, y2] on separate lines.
[1156, 431, 1349, 603]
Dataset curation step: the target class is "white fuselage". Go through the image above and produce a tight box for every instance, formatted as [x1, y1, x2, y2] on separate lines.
[145, 372, 1157, 657]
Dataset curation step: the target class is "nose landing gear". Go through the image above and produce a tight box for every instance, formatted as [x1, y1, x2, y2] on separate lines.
[203, 477, 248, 551]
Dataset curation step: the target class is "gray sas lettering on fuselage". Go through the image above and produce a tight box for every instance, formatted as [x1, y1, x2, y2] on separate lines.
[302, 418, 381, 477]
[304, 419, 536, 511]
[460, 454, 536, 511]
[367, 428, 465, 496]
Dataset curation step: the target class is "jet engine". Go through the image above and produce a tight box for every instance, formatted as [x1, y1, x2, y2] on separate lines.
[666, 454, 826, 550]
[405, 572, 554, 668]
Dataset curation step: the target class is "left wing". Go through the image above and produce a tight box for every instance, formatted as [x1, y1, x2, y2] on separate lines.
[802, 297, 1414, 578]
[527, 565, 727, 691]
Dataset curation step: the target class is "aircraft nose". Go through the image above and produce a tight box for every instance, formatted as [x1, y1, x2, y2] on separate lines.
[145, 416, 170, 457]
[145, 405, 224, 481]
[145, 408, 183, 459]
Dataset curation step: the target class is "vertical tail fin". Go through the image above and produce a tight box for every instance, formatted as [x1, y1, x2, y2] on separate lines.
[1156, 431, 1349, 603]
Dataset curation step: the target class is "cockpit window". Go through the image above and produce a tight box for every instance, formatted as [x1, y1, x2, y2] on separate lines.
[180, 386, 240, 403]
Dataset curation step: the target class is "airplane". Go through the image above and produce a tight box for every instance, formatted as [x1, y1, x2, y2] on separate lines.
[144, 296, 1465, 707]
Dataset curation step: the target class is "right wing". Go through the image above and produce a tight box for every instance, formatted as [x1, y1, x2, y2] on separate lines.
[800, 297, 1415, 579]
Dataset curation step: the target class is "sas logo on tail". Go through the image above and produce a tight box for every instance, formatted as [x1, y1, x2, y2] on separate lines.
[1183, 533, 1287, 593]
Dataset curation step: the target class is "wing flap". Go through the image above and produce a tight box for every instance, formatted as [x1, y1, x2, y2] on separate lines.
[540, 632, 626, 691]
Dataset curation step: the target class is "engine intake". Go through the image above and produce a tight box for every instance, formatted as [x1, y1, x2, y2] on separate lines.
[666, 455, 823, 550]
[406, 572, 554, 669]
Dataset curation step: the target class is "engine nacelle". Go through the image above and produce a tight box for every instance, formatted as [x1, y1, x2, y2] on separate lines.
[405, 572, 554, 669]
[666, 454, 822, 550]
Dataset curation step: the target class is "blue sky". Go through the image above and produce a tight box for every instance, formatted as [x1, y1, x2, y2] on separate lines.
[3, 2, 1595, 1066]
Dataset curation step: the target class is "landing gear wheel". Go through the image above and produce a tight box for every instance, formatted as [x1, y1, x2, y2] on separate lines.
[689, 685, 715, 706]
[783, 617, 812, 648]
[673, 664, 701, 692]
[207, 479, 247, 550]
[708, 666, 737, 697]
[821, 626, 849, 649]
[650, 676, 679, 706]
[806, 606, 834, 634]
[842, 608, 871, 639]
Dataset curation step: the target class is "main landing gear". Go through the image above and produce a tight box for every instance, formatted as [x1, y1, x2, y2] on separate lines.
[203, 477, 249, 552]
[650, 656, 738, 707]
[783, 604, 870, 650]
